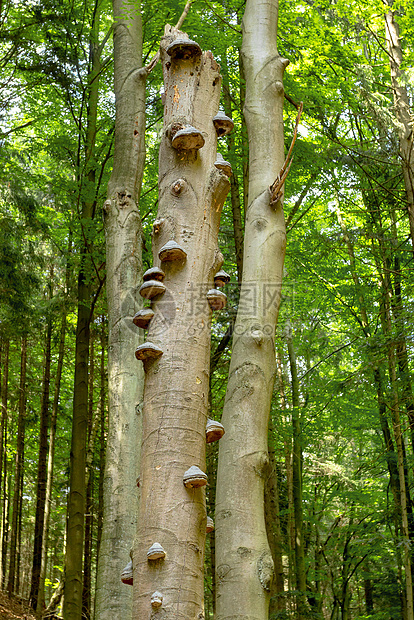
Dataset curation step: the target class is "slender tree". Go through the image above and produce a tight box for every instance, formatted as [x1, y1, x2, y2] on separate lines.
[215, 0, 288, 617]
[94, 0, 145, 616]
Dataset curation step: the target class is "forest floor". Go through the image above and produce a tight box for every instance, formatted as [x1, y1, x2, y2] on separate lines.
[0, 592, 36, 620]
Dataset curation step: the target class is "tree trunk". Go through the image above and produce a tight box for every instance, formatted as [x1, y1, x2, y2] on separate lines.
[82, 334, 94, 620]
[215, 1, 288, 617]
[95, 323, 106, 565]
[7, 334, 27, 596]
[39, 318, 66, 614]
[63, 6, 102, 616]
[265, 417, 285, 616]
[384, 8, 414, 256]
[222, 60, 244, 284]
[0, 339, 9, 579]
[277, 348, 295, 614]
[287, 330, 307, 619]
[133, 25, 230, 618]
[94, 1, 145, 618]
[30, 314, 52, 611]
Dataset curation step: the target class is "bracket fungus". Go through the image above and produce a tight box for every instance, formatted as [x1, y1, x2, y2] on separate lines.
[172, 126, 205, 151]
[166, 37, 202, 61]
[159, 240, 187, 262]
[151, 591, 163, 609]
[183, 465, 208, 489]
[121, 560, 133, 586]
[152, 218, 165, 235]
[132, 308, 154, 330]
[206, 288, 227, 311]
[135, 342, 163, 362]
[206, 418, 225, 443]
[213, 111, 234, 137]
[147, 542, 166, 561]
[206, 516, 215, 533]
[143, 266, 165, 282]
[139, 280, 166, 300]
[214, 153, 232, 177]
[214, 269, 231, 288]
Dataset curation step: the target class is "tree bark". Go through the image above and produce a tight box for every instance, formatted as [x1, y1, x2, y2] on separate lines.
[94, 0, 145, 616]
[133, 26, 230, 618]
[287, 331, 307, 619]
[95, 323, 106, 565]
[384, 8, 414, 257]
[0, 338, 9, 579]
[63, 5, 102, 616]
[7, 334, 27, 596]
[31, 312, 52, 611]
[265, 417, 285, 616]
[215, 1, 288, 617]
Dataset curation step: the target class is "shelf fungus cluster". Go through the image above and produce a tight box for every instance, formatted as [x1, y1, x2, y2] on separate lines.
[183, 465, 208, 489]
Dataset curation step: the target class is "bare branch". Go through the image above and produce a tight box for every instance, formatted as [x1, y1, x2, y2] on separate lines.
[270, 101, 303, 204]
[137, 0, 197, 79]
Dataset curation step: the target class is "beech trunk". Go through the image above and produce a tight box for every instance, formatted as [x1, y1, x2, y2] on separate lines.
[384, 8, 414, 256]
[215, 1, 287, 617]
[133, 26, 230, 618]
[94, 0, 145, 617]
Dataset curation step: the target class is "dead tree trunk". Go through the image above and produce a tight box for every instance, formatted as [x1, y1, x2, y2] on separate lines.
[133, 26, 230, 618]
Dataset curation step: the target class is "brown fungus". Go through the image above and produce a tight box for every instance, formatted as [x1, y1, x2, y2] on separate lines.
[132, 308, 154, 330]
[151, 591, 163, 609]
[147, 542, 166, 561]
[143, 267, 165, 282]
[172, 126, 205, 151]
[206, 288, 227, 311]
[214, 153, 232, 177]
[135, 342, 163, 362]
[214, 269, 231, 288]
[183, 465, 207, 489]
[166, 38, 202, 61]
[206, 516, 215, 533]
[120, 560, 133, 586]
[159, 240, 187, 262]
[206, 418, 225, 443]
[213, 111, 234, 137]
[139, 280, 166, 300]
